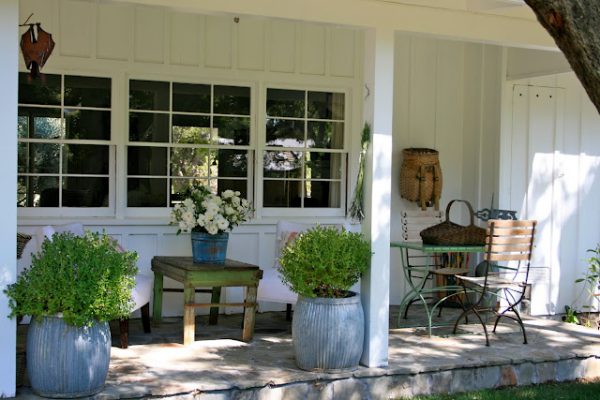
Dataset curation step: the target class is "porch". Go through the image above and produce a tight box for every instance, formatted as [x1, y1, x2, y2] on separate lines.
[15, 308, 600, 399]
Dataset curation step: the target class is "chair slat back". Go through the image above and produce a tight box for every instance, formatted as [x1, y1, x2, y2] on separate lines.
[484, 220, 536, 264]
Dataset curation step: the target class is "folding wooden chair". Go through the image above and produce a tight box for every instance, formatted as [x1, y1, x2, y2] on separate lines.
[453, 219, 536, 346]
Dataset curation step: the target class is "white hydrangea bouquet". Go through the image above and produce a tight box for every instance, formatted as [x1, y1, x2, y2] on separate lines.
[170, 184, 252, 235]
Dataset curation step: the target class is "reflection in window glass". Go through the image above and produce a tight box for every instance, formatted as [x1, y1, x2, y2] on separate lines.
[170, 147, 210, 178]
[129, 80, 169, 111]
[264, 88, 345, 209]
[214, 149, 248, 178]
[171, 178, 208, 204]
[263, 180, 302, 207]
[173, 82, 210, 113]
[128, 146, 167, 176]
[62, 177, 109, 207]
[65, 109, 111, 140]
[18, 73, 61, 105]
[263, 151, 302, 178]
[307, 91, 345, 120]
[64, 76, 111, 108]
[266, 119, 304, 147]
[213, 116, 250, 145]
[307, 121, 344, 149]
[172, 115, 211, 144]
[214, 85, 250, 115]
[63, 144, 109, 175]
[129, 112, 169, 142]
[19, 143, 60, 174]
[217, 179, 247, 198]
[18, 107, 61, 139]
[31, 176, 61, 207]
[266, 89, 304, 118]
[127, 178, 167, 207]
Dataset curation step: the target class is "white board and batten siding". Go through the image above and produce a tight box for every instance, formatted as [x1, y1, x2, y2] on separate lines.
[391, 33, 503, 305]
[17, 0, 365, 316]
[501, 73, 600, 316]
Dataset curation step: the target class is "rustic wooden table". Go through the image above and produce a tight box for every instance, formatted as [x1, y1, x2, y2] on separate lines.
[151, 256, 263, 345]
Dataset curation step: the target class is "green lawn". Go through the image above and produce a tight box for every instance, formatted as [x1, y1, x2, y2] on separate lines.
[401, 380, 600, 400]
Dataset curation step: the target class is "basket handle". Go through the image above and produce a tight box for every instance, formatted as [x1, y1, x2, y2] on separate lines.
[445, 199, 476, 226]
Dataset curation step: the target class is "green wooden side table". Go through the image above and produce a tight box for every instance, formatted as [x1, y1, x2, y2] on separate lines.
[151, 256, 263, 345]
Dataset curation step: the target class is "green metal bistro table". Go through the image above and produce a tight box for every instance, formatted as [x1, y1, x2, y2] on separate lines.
[151, 256, 263, 345]
[390, 241, 485, 335]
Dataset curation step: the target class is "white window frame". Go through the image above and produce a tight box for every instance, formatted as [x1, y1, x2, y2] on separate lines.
[124, 75, 256, 219]
[17, 70, 116, 218]
[257, 83, 349, 218]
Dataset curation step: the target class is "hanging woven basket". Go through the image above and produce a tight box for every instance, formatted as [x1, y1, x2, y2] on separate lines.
[399, 148, 443, 210]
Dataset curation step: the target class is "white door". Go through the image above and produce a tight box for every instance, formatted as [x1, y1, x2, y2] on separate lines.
[506, 84, 566, 315]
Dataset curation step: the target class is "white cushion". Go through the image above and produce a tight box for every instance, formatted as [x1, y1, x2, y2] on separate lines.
[132, 274, 153, 311]
[257, 221, 316, 305]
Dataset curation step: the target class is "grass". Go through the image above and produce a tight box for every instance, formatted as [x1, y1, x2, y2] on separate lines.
[401, 380, 600, 400]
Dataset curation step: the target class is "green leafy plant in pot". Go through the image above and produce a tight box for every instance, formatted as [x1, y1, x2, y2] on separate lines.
[278, 225, 371, 371]
[4, 231, 138, 398]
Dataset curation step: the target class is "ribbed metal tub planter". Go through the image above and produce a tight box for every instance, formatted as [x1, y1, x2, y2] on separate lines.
[292, 292, 364, 372]
[27, 316, 111, 398]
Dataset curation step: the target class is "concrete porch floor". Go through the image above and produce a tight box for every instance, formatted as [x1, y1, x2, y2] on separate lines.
[13, 306, 600, 399]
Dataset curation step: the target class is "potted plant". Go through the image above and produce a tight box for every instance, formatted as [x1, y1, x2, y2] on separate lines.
[278, 225, 371, 372]
[170, 184, 252, 264]
[4, 231, 138, 398]
[569, 243, 600, 328]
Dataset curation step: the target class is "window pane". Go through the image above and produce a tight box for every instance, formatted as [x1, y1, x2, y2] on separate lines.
[304, 181, 340, 208]
[64, 76, 111, 108]
[173, 82, 210, 113]
[129, 112, 169, 142]
[266, 119, 304, 147]
[214, 85, 250, 115]
[170, 147, 210, 178]
[263, 180, 302, 207]
[19, 73, 61, 105]
[129, 80, 169, 111]
[18, 107, 61, 139]
[217, 179, 247, 199]
[63, 144, 109, 174]
[307, 121, 344, 149]
[308, 91, 345, 120]
[128, 178, 167, 207]
[263, 151, 302, 178]
[128, 146, 167, 175]
[266, 89, 304, 118]
[214, 149, 247, 178]
[28, 176, 60, 207]
[172, 115, 210, 144]
[17, 176, 27, 207]
[213, 116, 250, 145]
[170, 178, 208, 205]
[18, 143, 60, 173]
[305, 152, 341, 179]
[65, 109, 111, 140]
[62, 177, 109, 207]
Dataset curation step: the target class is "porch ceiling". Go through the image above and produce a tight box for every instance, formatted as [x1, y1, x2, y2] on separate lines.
[112, 0, 555, 50]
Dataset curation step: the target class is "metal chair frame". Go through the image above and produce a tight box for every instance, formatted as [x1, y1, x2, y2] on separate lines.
[453, 219, 536, 346]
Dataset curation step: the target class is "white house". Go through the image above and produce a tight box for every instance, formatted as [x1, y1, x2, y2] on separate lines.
[2, 0, 599, 396]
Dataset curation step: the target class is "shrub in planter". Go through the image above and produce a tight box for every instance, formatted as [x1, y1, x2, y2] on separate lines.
[278, 225, 371, 371]
[5, 231, 138, 398]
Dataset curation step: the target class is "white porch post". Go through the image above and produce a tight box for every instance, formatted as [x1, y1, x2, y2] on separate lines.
[0, 0, 19, 396]
[360, 27, 393, 367]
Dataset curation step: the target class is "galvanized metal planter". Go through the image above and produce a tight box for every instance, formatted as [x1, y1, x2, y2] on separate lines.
[292, 292, 364, 372]
[27, 316, 111, 398]
[191, 231, 229, 264]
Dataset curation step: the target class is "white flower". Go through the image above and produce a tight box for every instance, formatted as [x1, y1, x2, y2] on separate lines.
[222, 190, 234, 199]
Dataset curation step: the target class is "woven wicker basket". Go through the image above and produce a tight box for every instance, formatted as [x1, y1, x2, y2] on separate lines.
[17, 232, 32, 260]
[420, 200, 485, 245]
[399, 148, 442, 210]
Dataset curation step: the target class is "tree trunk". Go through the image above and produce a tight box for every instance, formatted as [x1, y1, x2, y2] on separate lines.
[524, 0, 600, 115]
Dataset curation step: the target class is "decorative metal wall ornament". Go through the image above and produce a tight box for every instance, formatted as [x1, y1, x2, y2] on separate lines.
[20, 14, 55, 80]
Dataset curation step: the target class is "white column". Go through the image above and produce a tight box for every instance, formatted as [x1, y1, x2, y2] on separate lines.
[0, 0, 19, 396]
[360, 27, 394, 367]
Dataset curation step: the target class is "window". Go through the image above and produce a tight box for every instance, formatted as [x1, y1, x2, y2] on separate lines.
[17, 73, 112, 209]
[263, 88, 346, 210]
[127, 80, 252, 207]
